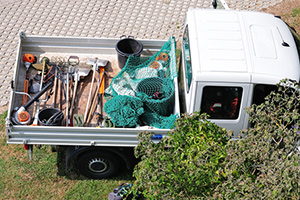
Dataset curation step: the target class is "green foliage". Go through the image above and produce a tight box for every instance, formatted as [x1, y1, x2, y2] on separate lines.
[292, 7, 300, 18]
[132, 112, 229, 199]
[215, 80, 300, 199]
[132, 80, 300, 199]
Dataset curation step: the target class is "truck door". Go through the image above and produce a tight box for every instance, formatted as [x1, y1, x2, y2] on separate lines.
[178, 25, 194, 113]
[194, 83, 251, 138]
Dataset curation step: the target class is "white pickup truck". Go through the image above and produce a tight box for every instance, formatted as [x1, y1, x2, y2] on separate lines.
[6, 8, 300, 179]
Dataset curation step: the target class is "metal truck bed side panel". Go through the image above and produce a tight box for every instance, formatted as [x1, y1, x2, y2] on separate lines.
[7, 125, 169, 147]
[7, 32, 179, 146]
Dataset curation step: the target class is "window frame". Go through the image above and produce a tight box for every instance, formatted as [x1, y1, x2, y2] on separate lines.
[182, 25, 193, 93]
[200, 85, 243, 120]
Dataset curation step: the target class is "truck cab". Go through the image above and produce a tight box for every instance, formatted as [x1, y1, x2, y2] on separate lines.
[179, 9, 300, 138]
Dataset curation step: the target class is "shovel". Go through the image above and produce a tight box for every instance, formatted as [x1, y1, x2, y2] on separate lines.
[31, 57, 50, 126]
[69, 67, 91, 119]
[84, 58, 108, 124]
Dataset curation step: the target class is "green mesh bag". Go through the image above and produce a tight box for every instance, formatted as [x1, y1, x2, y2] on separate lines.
[104, 37, 178, 128]
[141, 112, 177, 129]
[136, 77, 174, 116]
[104, 95, 144, 127]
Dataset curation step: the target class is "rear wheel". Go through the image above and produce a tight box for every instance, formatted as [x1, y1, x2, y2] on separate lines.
[77, 151, 120, 179]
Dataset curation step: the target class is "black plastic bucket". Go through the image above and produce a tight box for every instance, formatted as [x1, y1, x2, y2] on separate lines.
[115, 35, 143, 69]
[38, 108, 64, 126]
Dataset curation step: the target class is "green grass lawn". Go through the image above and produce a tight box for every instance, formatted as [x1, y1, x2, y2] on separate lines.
[0, 111, 133, 199]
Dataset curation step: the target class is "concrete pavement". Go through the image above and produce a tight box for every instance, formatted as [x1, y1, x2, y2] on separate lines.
[0, 0, 282, 107]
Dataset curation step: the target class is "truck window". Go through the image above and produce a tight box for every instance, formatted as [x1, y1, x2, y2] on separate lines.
[200, 86, 243, 119]
[252, 84, 277, 105]
[250, 84, 278, 128]
[182, 26, 192, 92]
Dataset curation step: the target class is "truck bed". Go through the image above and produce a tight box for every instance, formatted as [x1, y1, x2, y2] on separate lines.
[6, 32, 179, 147]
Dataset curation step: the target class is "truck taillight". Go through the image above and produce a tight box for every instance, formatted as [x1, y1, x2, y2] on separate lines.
[24, 144, 29, 150]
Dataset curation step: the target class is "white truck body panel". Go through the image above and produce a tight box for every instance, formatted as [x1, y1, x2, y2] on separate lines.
[181, 9, 300, 136]
[187, 9, 300, 85]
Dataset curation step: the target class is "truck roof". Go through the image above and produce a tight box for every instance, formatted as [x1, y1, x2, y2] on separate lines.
[186, 8, 300, 85]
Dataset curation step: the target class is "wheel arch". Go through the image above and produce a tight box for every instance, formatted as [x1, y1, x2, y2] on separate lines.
[65, 146, 135, 171]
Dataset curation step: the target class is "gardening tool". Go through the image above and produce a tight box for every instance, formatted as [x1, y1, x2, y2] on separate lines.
[11, 81, 54, 125]
[22, 53, 36, 105]
[60, 67, 67, 112]
[52, 66, 58, 107]
[65, 56, 79, 126]
[83, 58, 108, 124]
[64, 65, 75, 126]
[86, 70, 105, 126]
[96, 66, 106, 127]
[57, 66, 63, 111]
[69, 67, 91, 119]
[66, 68, 70, 126]
[31, 57, 50, 126]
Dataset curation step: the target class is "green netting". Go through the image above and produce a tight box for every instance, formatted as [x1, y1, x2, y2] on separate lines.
[104, 37, 178, 129]
[103, 95, 144, 127]
[136, 77, 174, 116]
[140, 112, 178, 129]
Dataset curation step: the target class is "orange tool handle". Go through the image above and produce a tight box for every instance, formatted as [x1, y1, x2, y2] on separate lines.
[23, 79, 29, 105]
[22, 70, 30, 105]
[99, 67, 105, 94]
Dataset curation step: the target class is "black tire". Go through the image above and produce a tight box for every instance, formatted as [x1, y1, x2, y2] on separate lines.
[77, 151, 120, 179]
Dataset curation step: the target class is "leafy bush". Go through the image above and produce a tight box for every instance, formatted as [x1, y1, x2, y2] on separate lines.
[215, 80, 300, 199]
[132, 112, 229, 199]
[132, 80, 300, 199]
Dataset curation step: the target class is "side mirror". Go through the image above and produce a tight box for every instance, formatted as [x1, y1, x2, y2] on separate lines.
[212, 0, 217, 9]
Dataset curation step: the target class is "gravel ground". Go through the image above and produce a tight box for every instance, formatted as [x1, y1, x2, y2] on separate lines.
[262, 0, 300, 33]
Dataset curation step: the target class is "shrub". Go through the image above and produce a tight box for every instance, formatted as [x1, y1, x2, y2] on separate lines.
[215, 80, 300, 199]
[132, 112, 229, 199]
